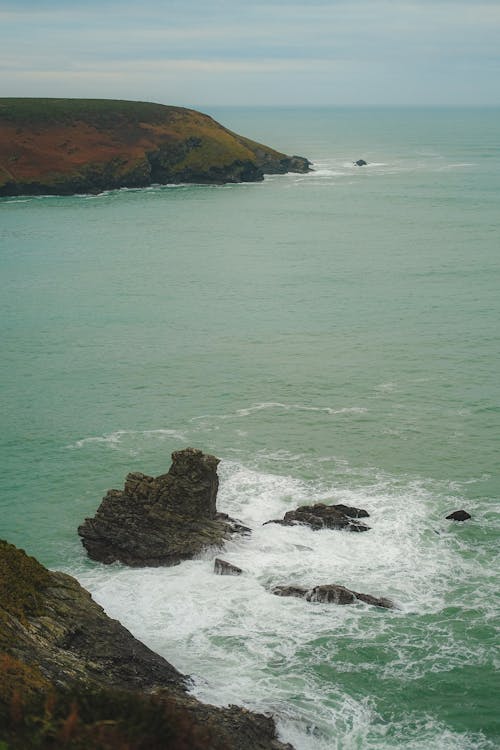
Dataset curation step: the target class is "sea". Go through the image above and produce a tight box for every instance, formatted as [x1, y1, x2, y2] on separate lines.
[1, 107, 499, 749]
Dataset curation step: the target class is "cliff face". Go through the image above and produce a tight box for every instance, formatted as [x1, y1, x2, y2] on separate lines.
[0, 98, 310, 196]
[0, 540, 292, 749]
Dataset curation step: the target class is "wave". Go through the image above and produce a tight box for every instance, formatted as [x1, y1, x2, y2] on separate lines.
[191, 402, 368, 421]
[66, 428, 187, 451]
[73, 456, 498, 750]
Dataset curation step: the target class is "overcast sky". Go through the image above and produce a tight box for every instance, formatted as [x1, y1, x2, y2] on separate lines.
[1, 0, 499, 107]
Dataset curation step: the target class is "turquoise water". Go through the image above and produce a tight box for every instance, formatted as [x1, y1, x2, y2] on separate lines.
[1, 108, 499, 748]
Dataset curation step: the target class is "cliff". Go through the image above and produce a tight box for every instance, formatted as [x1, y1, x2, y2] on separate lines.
[0, 98, 310, 196]
[0, 540, 292, 749]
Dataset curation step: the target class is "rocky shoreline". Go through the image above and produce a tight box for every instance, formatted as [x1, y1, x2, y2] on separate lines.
[1, 447, 471, 748]
[0, 539, 292, 750]
[0, 98, 311, 197]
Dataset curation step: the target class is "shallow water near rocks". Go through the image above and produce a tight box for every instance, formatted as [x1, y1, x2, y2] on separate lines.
[1, 107, 499, 749]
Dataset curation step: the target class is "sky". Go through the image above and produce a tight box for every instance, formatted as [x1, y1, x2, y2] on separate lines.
[1, 0, 499, 107]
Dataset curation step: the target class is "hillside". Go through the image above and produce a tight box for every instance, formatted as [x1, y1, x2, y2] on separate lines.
[0, 98, 310, 196]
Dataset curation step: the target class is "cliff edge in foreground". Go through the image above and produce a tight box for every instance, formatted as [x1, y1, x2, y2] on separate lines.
[0, 98, 310, 196]
[0, 540, 292, 749]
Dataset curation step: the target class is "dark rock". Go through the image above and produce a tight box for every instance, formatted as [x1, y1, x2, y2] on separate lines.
[330, 503, 370, 519]
[272, 582, 394, 609]
[354, 592, 395, 609]
[446, 509, 472, 521]
[214, 558, 243, 576]
[78, 448, 250, 567]
[272, 585, 309, 598]
[265, 502, 370, 532]
[305, 584, 356, 605]
[0, 540, 292, 750]
[354, 159, 367, 166]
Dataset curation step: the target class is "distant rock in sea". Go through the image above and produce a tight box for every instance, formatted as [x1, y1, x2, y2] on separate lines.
[0, 98, 311, 196]
[78, 447, 251, 566]
[354, 159, 367, 166]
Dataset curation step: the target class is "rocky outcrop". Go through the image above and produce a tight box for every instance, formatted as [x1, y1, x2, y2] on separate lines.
[0, 98, 311, 196]
[265, 502, 370, 532]
[0, 540, 292, 750]
[354, 159, 367, 166]
[214, 558, 243, 575]
[78, 448, 251, 567]
[446, 510, 471, 521]
[272, 583, 394, 609]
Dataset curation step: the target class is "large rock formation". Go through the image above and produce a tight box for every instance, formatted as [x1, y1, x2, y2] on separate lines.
[78, 448, 250, 566]
[265, 502, 370, 532]
[0, 540, 292, 750]
[272, 583, 394, 609]
[0, 98, 311, 196]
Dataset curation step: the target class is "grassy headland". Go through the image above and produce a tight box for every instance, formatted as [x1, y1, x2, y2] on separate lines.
[0, 98, 309, 196]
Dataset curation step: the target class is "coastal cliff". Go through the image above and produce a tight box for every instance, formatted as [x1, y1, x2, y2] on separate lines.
[0, 540, 292, 749]
[0, 98, 310, 196]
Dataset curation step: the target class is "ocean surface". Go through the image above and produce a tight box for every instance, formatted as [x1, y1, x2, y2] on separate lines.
[1, 107, 499, 749]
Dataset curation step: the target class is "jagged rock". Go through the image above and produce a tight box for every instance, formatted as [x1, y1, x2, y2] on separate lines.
[354, 159, 367, 166]
[264, 502, 370, 532]
[445, 509, 472, 521]
[332, 504, 370, 519]
[214, 558, 243, 576]
[0, 540, 292, 750]
[78, 448, 250, 567]
[272, 582, 394, 609]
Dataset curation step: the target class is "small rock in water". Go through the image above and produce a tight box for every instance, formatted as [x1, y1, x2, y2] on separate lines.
[354, 159, 367, 166]
[214, 558, 243, 575]
[446, 509, 472, 521]
[272, 582, 394, 609]
[305, 584, 356, 605]
[272, 585, 309, 598]
[264, 502, 370, 532]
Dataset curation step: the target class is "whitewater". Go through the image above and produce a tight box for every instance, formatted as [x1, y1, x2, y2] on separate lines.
[1, 107, 499, 748]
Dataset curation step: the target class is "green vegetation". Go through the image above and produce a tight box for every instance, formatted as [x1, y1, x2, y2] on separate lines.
[0, 540, 51, 623]
[0, 98, 187, 127]
[0, 653, 230, 750]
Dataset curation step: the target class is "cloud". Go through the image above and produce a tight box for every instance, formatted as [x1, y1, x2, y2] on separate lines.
[1, 1, 499, 105]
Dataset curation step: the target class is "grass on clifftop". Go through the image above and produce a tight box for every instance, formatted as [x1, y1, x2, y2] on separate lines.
[0, 98, 190, 127]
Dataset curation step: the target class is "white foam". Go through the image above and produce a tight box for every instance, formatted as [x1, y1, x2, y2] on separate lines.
[191, 402, 367, 421]
[74, 457, 497, 750]
[66, 428, 187, 451]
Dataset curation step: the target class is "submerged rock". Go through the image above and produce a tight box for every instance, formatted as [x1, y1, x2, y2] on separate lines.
[214, 558, 243, 576]
[0, 539, 292, 750]
[446, 509, 472, 521]
[265, 502, 370, 532]
[272, 582, 394, 609]
[78, 448, 251, 567]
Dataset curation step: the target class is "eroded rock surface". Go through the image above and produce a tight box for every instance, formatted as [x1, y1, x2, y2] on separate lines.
[78, 448, 250, 566]
[273, 583, 394, 609]
[0, 540, 292, 750]
[265, 502, 370, 532]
